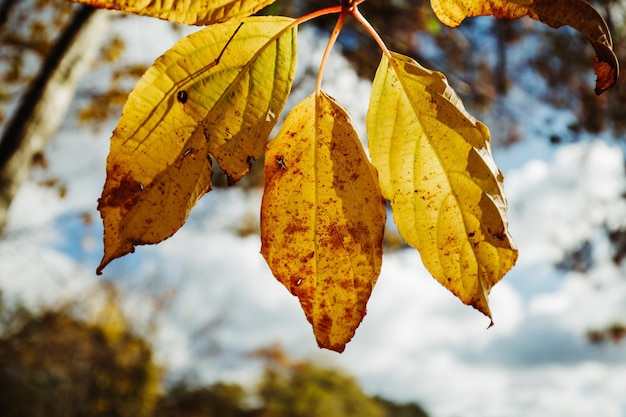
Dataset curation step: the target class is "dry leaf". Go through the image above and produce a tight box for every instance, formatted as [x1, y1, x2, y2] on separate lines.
[430, 0, 619, 94]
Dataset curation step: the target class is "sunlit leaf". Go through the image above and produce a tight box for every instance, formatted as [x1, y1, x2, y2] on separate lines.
[430, 0, 619, 94]
[97, 16, 296, 273]
[367, 51, 517, 320]
[261, 92, 386, 352]
[71, 0, 276, 25]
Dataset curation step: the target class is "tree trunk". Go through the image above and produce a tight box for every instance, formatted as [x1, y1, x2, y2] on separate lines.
[0, 5, 110, 234]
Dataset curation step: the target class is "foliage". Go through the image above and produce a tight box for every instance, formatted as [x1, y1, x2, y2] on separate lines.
[252, 345, 385, 417]
[70, 0, 619, 351]
[1, 294, 429, 417]
[373, 396, 430, 417]
[156, 382, 250, 417]
[0, 300, 160, 417]
[156, 345, 430, 417]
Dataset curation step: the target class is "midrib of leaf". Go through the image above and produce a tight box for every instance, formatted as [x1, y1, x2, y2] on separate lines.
[312, 95, 361, 318]
[333, 143, 378, 272]
[313, 96, 321, 316]
[391, 57, 470, 236]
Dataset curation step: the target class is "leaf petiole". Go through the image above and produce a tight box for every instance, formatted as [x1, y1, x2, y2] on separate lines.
[291, 5, 342, 27]
[351, 7, 393, 62]
[315, 11, 348, 96]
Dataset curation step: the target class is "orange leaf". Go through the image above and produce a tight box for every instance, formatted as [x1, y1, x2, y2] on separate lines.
[261, 92, 386, 352]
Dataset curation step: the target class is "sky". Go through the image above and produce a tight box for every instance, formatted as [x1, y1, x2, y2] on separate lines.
[1, 10, 626, 417]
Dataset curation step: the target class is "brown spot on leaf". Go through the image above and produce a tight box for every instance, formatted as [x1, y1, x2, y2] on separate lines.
[99, 167, 142, 212]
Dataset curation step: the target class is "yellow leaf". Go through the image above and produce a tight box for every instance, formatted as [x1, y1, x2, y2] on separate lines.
[367, 52, 517, 320]
[97, 17, 296, 273]
[430, 0, 619, 94]
[71, 0, 276, 25]
[261, 92, 386, 352]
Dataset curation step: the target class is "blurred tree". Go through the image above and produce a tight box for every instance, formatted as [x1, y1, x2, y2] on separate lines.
[257, 362, 386, 417]
[252, 346, 384, 417]
[374, 396, 430, 417]
[0, 291, 432, 417]
[157, 345, 431, 417]
[0, 0, 111, 233]
[0, 296, 161, 417]
[155, 382, 251, 417]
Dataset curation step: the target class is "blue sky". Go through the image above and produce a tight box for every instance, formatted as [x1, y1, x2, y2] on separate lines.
[1, 11, 626, 417]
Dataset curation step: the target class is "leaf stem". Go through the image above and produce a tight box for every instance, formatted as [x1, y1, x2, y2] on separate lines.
[351, 7, 393, 61]
[292, 5, 341, 28]
[315, 8, 349, 96]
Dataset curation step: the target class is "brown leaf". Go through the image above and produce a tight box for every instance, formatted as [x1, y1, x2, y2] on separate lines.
[430, 0, 619, 94]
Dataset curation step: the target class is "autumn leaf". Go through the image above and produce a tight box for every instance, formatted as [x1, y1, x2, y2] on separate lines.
[367, 51, 517, 320]
[430, 0, 619, 94]
[261, 92, 386, 352]
[97, 16, 296, 273]
[71, 0, 276, 25]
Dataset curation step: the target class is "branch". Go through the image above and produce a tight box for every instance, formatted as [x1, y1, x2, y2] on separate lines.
[0, 5, 111, 234]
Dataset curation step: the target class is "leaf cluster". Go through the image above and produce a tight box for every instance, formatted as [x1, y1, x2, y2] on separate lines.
[71, 0, 619, 351]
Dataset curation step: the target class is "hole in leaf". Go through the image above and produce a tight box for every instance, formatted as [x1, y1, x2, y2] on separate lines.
[176, 90, 188, 104]
[276, 156, 286, 170]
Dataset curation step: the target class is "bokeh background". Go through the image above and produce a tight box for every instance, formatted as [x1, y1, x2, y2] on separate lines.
[1, 1, 626, 416]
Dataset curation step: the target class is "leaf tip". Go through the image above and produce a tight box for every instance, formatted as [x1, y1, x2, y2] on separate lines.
[318, 340, 347, 353]
[96, 246, 124, 275]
